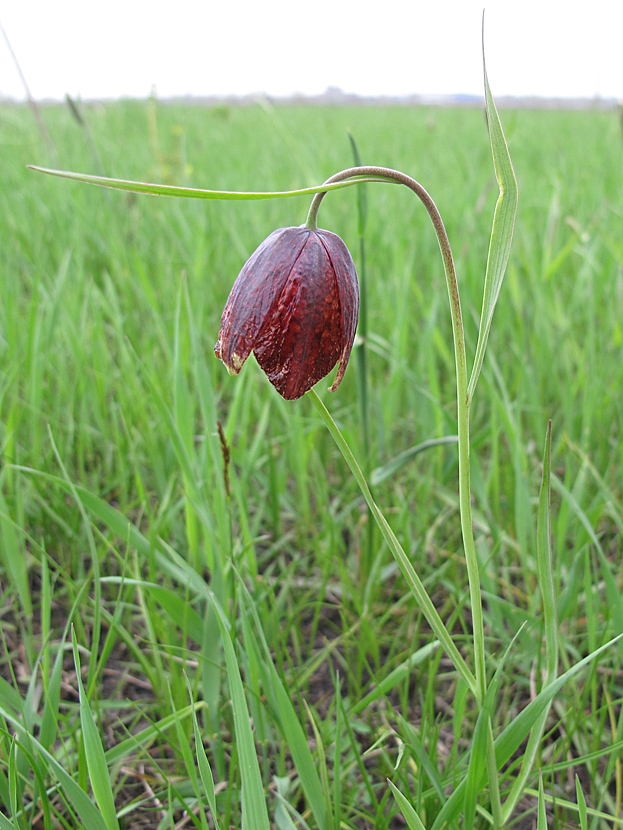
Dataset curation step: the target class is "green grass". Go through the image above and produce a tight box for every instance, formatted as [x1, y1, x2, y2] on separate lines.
[0, 95, 622, 828]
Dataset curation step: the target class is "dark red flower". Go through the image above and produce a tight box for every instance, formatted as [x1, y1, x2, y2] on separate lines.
[214, 226, 359, 400]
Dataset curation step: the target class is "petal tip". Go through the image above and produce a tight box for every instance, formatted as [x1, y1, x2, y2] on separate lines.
[214, 339, 246, 376]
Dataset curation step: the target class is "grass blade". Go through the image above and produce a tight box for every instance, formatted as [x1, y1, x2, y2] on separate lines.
[0, 812, 18, 830]
[350, 643, 439, 716]
[71, 628, 120, 830]
[463, 707, 489, 828]
[0, 491, 32, 617]
[552, 473, 623, 632]
[236, 579, 330, 830]
[576, 775, 588, 830]
[0, 701, 110, 830]
[370, 436, 458, 486]
[431, 631, 623, 830]
[501, 420, 558, 822]
[12, 466, 210, 598]
[537, 772, 547, 830]
[208, 592, 270, 830]
[388, 780, 427, 830]
[537, 420, 558, 678]
[396, 715, 445, 803]
[186, 677, 223, 830]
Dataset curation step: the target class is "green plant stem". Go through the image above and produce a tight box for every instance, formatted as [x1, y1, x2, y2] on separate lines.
[309, 389, 477, 697]
[347, 135, 375, 583]
[356, 232, 376, 585]
[308, 166, 487, 705]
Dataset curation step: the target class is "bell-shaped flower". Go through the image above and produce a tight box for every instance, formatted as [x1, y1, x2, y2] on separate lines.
[215, 226, 359, 400]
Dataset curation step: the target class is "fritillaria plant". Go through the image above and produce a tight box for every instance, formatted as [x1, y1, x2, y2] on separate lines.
[32, 54, 573, 830]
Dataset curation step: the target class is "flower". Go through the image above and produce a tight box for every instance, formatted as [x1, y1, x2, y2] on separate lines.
[214, 226, 359, 400]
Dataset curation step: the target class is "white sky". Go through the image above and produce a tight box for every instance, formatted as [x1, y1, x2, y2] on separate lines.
[1, 1, 622, 102]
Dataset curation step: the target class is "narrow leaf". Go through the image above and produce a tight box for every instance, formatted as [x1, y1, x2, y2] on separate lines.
[309, 390, 477, 698]
[186, 677, 222, 830]
[387, 780, 427, 830]
[370, 436, 458, 485]
[105, 703, 199, 764]
[537, 773, 547, 830]
[350, 643, 439, 715]
[28, 166, 390, 201]
[463, 707, 490, 827]
[500, 421, 558, 823]
[431, 631, 623, 830]
[0, 701, 110, 830]
[396, 715, 445, 802]
[537, 421, 558, 678]
[72, 630, 120, 830]
[576, 775, 588, 830]
[0, 811, 17, 830]
[552, 473, 623, 632]
[467, 40, 518, 403]
[208, 593, 270, 830]
[236, 580, 329, 830]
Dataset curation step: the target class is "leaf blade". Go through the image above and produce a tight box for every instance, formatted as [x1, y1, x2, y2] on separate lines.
[467, 44, 518, 403]
[27, 166, 391, 201]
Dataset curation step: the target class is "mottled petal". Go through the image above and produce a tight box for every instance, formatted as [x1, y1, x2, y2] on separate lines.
[254, 233, 342, 399]
[214, 227, 310, 374]
[316, 229, 360, 392]
[214, 224, 359, 400]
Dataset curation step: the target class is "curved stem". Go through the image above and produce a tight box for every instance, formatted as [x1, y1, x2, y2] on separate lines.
[310, 166, 486, 704]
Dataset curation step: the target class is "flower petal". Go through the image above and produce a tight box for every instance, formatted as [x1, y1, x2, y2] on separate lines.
[214, 227, 309, 374]
[316, 230, 359, 392]
[215, 224, 359, 400]
[254, 232, 342, 399]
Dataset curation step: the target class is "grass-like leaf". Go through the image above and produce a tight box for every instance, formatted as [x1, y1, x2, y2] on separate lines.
[537, 772, 547, 830]
[350, 643, 439, 716]
[552, 473, 623, 632]
[0, 492, 32, 617]
[396, 715, 445, 803]
[467, 43, 518, 403]
[388, 780, 428, 830]
[28, 166, 390, 200]
[167, 682, 210, 830]
[463, 706, 490, 828]
[370, 436, 458, 486]
[309, 389, 478, 698]
[0, 679, 22, 715]
[523, 783, 622, 826]
[7, 738, 18, 830]
[576, 775, 588, 830]
[537, 421, 558, 678]
[0, 701, 110, 830]
[501, 420, 558, 822]
[186, 676, 223, 830]
[71, 628, 121, 830]
[430, 630, 623, 830]
[12, 466, 210, 598]
[207, 591, 271, 830]
[0, 811, 17, 830]
[236, 579, 330, 830]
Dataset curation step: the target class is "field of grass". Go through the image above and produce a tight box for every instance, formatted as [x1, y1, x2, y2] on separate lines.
[1, 94, 622, 829]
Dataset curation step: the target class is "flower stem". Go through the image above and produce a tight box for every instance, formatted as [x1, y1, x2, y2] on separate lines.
[309, 389, 478, 698]
[310, 166, 487, 704]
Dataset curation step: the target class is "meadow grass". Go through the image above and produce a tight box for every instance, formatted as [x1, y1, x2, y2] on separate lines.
[0, 96, 622, 828]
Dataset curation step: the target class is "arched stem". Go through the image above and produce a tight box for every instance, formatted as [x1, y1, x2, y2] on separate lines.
[309, 166, 486, 704]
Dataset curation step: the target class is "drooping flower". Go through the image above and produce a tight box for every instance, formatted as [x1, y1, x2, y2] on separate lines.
[214, 226, 359, 400]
